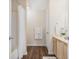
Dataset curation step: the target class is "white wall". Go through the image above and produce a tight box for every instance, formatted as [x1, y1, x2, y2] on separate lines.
[26, 0, 48, 46]
[18, 5, 27, 59]
[46, 0, 69, 54]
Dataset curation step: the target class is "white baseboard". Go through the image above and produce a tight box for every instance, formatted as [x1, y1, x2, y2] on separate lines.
[11, 49, 18, 59]
[27, 44, 46, 46]
[43, 57, 56, 59]
[48, 51, 53, 54]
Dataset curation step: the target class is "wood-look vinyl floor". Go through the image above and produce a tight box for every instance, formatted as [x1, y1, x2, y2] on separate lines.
[22, 46, 48, 59]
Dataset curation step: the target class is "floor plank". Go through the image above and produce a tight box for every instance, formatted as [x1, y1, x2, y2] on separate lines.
[22, 46, 48, 59]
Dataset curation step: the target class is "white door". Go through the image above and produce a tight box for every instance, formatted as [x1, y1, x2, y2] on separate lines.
[9, 0, 13, 58]
[9, 0, 11, 57]
[46, 3, 49, 46]
[9, 0, 17, 59]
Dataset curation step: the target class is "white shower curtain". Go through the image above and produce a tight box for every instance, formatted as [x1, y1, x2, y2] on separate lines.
[18, 5, 27, 59]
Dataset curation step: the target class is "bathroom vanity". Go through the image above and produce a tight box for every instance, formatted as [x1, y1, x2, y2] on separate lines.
[53, 35, 68, 59]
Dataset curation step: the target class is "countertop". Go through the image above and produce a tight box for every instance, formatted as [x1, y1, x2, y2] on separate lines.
[53, 35, 69, 44]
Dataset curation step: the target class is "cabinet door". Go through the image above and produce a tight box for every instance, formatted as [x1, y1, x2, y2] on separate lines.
[63, 43, 68, 59]
[57, 40, 64, 59]
[53, 38, 57, 56]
